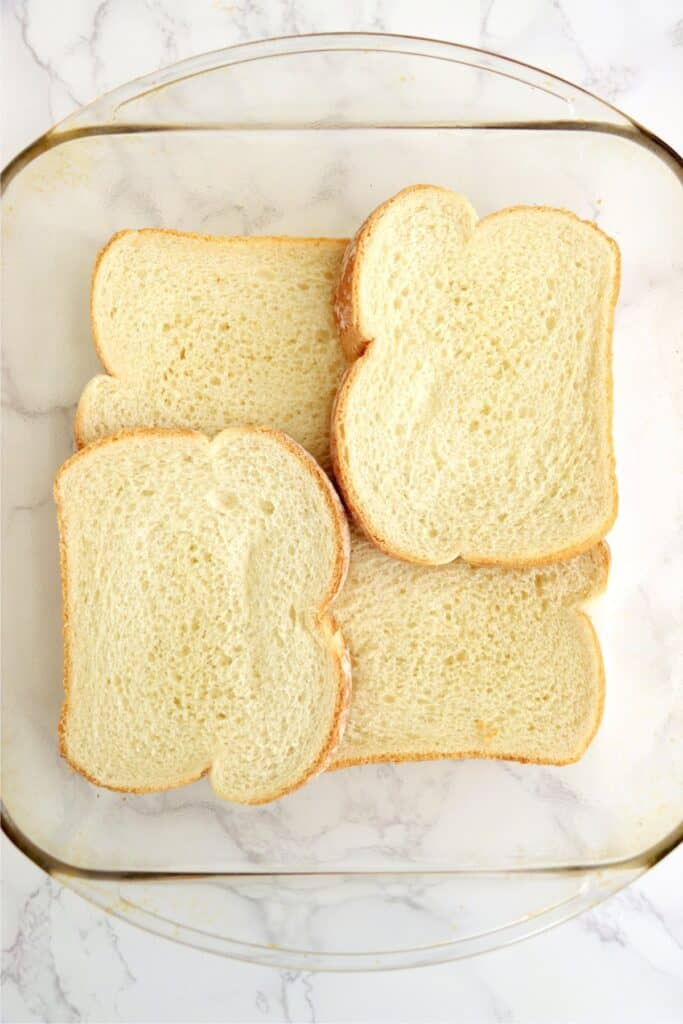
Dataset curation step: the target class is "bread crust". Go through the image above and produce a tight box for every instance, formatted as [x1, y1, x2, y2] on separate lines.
[76, 230, 350, 448]
[332, 185, 620, 568]
[55, 425, 352, 803]
[329, 541, 610, 770]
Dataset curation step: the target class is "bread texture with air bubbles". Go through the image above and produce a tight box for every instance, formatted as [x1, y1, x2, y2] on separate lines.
[77, 230, 348, 467]
[332, 184, 620, 566]
[330, 532, 608, 769]
[55, 427, 350, 804]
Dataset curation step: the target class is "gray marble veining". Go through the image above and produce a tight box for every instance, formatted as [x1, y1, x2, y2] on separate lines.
[2, 1, 682, 1020]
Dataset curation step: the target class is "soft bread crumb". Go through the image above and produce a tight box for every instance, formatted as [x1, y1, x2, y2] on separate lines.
[330, 532, 608, 768]
[78, 232, 349, 468]
[55, 427, 350, 804]
[333, 185, 620, 566]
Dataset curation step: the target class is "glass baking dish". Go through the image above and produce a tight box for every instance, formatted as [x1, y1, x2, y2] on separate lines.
[2, 33, 681, 970]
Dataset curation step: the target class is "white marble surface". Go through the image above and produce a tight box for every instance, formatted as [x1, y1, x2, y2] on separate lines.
[2, 1, 682, 1021]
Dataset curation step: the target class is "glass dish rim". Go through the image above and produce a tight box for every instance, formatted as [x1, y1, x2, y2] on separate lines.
[2, 30, 682, 190]
[2, 31, 682, 968]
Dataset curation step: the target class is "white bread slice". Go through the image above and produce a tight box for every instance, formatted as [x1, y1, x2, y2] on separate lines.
[55, 427, 351, 804]
[333, 185, 620, 566]
[331, 533, 608, 769]
[77, 231, 348, 467]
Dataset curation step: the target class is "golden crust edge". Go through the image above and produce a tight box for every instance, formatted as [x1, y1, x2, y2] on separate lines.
[56, 425, 352, 805]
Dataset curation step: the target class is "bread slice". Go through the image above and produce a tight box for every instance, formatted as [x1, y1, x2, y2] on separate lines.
[55, 427, 351, 804]
[330, 533, 608, 769]
[77, 230, 348, 467]
[333, 185, 620, 566]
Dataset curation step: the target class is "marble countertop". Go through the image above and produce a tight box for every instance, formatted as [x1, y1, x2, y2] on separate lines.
[2, 1, 682, 1021]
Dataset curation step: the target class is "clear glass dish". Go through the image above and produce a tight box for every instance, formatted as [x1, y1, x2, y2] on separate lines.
[2, 33, 681, 970]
